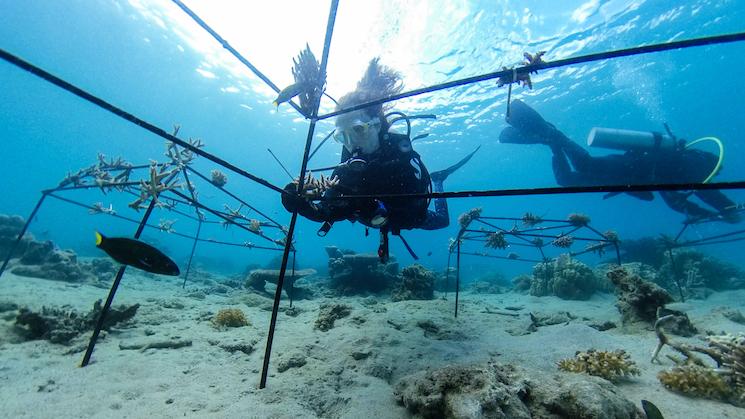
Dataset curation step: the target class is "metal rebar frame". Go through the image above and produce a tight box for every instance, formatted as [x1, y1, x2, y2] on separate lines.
[448, 212, 621, 316]
[0, 6, 744, 389]
[258, 0, 339, 389]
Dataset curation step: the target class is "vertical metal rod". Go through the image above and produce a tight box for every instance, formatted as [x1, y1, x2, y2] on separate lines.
[80, 199, 156, 367]
[259, 0, 339, 390]
[505, 83, 513, 119]
[288, 250, 296, 308]
[0, 193, 47, 278]
[182, 219, 202, 288]
[666, 247, 686, 302]
[455, 238, 461, 317]
[444, 250, 452, 300]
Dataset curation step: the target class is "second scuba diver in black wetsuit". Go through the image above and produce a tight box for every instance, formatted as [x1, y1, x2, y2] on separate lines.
[282, 59, 478, 259]
[499, 99, 741, 224]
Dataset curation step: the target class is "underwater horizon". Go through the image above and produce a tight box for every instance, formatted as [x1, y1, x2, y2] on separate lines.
[2, 1, 745, 418]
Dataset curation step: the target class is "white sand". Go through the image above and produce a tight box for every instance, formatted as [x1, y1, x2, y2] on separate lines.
[1, 270, 744, 418]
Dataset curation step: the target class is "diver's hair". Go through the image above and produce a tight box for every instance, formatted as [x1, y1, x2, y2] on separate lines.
[336, 58, 403, 122]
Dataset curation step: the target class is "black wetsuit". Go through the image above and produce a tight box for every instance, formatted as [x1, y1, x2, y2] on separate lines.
[285, 132, 449, 232]
[551, 139, 736, 220]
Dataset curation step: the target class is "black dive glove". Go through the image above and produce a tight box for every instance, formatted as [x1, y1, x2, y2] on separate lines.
[281, 182, 316, 216]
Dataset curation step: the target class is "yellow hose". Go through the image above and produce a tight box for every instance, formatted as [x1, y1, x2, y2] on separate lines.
[684, 136, 724, 183]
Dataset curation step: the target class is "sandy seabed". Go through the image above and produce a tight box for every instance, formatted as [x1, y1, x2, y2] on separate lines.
[1, 271, 744, 419]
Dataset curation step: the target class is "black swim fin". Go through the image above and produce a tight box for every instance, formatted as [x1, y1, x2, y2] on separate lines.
[499, 126, 546, 144]
[431, 146, 480, 183]
[603, 191, 655, 201]
[506, 99, 567, 142]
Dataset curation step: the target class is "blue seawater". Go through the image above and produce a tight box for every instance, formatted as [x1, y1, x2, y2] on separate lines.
[1, 1, 745, 417]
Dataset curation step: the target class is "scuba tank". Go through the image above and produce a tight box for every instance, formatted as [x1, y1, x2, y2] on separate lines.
[587, 127, 678, 151]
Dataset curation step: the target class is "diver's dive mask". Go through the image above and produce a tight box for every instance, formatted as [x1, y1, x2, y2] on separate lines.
[333, 117, 381, 154]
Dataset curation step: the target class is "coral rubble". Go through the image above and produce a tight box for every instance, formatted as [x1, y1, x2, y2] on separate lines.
[530, 254, 598, 300]
[557, 349, 640, 382]
[326, 247, 398, 295]
[12, 240, 95, 283]
[314, 303, 351, 332]
[391, 264, 435, 302]
[14, 300, 139, 345]
[244, 268, 316, 299]
[607, 267, 673, 325]
[394, 360, 642, 419]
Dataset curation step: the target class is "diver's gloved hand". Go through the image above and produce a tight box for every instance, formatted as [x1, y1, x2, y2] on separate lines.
[505, 99, 568, 144]
[719, 210, 742, 224]
[281, 182, 315, 215]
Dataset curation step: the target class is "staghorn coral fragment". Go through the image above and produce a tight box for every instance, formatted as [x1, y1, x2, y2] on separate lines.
[458, 207, 482, 228]
[248, 219, 263, 234]
[158, 219, 176, 233]
[567, 212, 591, 227]
[292, 172, 339, 200]
[557, 349, 640, 382]
[210, 169, 228, 187]
[552, 234, 574, 248]
[521, 212, 543, 227]
[603, 230, 619, 242]
[89, 202, 116, 215]
[485, 231, 508, 249]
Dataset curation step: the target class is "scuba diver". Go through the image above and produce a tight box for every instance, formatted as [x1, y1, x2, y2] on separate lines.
[282, 58, 478, 260]
[499, 99, 741, 224]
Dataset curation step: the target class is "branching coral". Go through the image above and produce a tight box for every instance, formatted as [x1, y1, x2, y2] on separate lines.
[212, 308, 249, 328]
[291, 44, 325, 115]
[248, 219, 263, 234]
[292, 173, 339, 200]
[485, 231, 508, 250]
[585, 242, 607, 257]
[165, 135, 203, 167]
[128, 163, 181, 211]
[458, 207, 482, 228]
[658, 365, 732, 400]
[89, 202, 116, 215]
[603, 230, 619, 242]
[521, 212, 543, 227]
[552, 234, 574, 248]
[210, 169, 228, 187]
[709, 333, 745, 402]
[158, 219, 176, 233]
[652, 309, 745, 404]
[557, 349, 640, 382]
[567, 213, 591, 227]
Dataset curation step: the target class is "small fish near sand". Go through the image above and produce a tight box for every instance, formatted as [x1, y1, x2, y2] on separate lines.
[95, 231, 180, 276]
